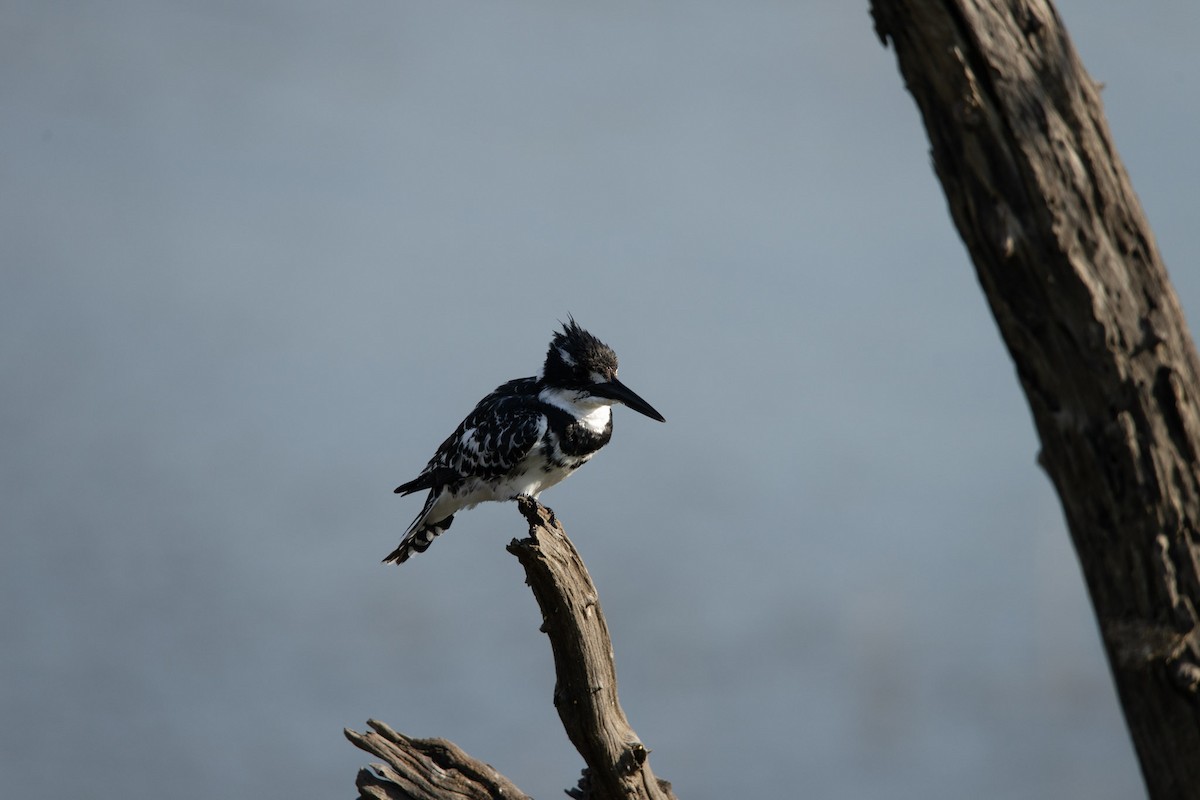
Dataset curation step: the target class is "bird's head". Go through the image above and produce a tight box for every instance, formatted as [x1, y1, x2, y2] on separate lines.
[541, 318, 665, 422]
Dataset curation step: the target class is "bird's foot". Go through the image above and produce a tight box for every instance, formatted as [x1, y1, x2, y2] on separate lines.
[514, 494, 557, 525]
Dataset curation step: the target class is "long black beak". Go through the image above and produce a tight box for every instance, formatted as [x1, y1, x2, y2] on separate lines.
[591, 378, 666, 422]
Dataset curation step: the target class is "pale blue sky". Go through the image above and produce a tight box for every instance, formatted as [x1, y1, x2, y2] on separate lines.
[4, 3, 1196, 798]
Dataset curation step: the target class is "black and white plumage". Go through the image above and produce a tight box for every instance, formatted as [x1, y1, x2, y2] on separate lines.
[384, 319, 665, 565]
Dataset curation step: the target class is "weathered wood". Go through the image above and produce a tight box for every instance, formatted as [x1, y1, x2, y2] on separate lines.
[347, 500, 676, 800]
[870, 1, 1200, 796]
[345, 719, 529, 800]
[507, 497, 677, 800]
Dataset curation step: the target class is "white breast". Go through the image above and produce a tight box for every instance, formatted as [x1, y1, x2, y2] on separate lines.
[577, 403, 612, 434]
[538, 386, 614, 434]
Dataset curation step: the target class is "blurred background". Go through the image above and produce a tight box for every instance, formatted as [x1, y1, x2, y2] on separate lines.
[3, 2, 1197, 798]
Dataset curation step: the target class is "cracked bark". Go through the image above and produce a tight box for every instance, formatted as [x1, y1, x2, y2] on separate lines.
[346, 498, 676, 800]
[870, 1, 1200, 796]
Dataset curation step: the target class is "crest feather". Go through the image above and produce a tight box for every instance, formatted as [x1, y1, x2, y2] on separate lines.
[542, 317, 618, 385]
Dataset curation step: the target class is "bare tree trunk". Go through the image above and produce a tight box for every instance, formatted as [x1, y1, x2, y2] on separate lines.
[346, 498, 677, 800]
[869, 1, 1200, 796]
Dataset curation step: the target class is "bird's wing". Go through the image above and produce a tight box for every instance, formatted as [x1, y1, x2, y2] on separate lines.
[395, 378, 545, 494]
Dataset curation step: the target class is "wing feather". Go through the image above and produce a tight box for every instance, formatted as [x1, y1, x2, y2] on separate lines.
[394, 377, 544, 493]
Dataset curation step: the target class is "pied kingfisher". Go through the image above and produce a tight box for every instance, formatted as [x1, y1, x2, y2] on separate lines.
[383, 319, 665, 565]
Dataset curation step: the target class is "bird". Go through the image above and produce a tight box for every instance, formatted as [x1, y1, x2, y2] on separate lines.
[383, 318, 665, 565]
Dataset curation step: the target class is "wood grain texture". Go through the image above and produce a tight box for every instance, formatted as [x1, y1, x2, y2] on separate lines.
[508, 497, 676, 800]
[870, 1, 1200, 796]
[346, 499, 676, 800]
[345, 719, 529, 800]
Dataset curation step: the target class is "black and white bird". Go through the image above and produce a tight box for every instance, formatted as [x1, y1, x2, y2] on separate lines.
[384, 319, 665, 565]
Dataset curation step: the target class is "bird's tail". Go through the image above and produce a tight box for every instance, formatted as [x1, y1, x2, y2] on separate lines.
[382, 515, 455, 564]
[383, 490, 455, 565]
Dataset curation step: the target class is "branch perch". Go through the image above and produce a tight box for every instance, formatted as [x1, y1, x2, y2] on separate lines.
[346, 499, 676, 800]
[507, 498, 676, 800]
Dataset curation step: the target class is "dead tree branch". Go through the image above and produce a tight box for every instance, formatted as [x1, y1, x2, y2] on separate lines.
[507, 498, 676, 800]
[346, 498, 676, 800]
[870, 1, 1200, 796]
[345, 719, 530, 800]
